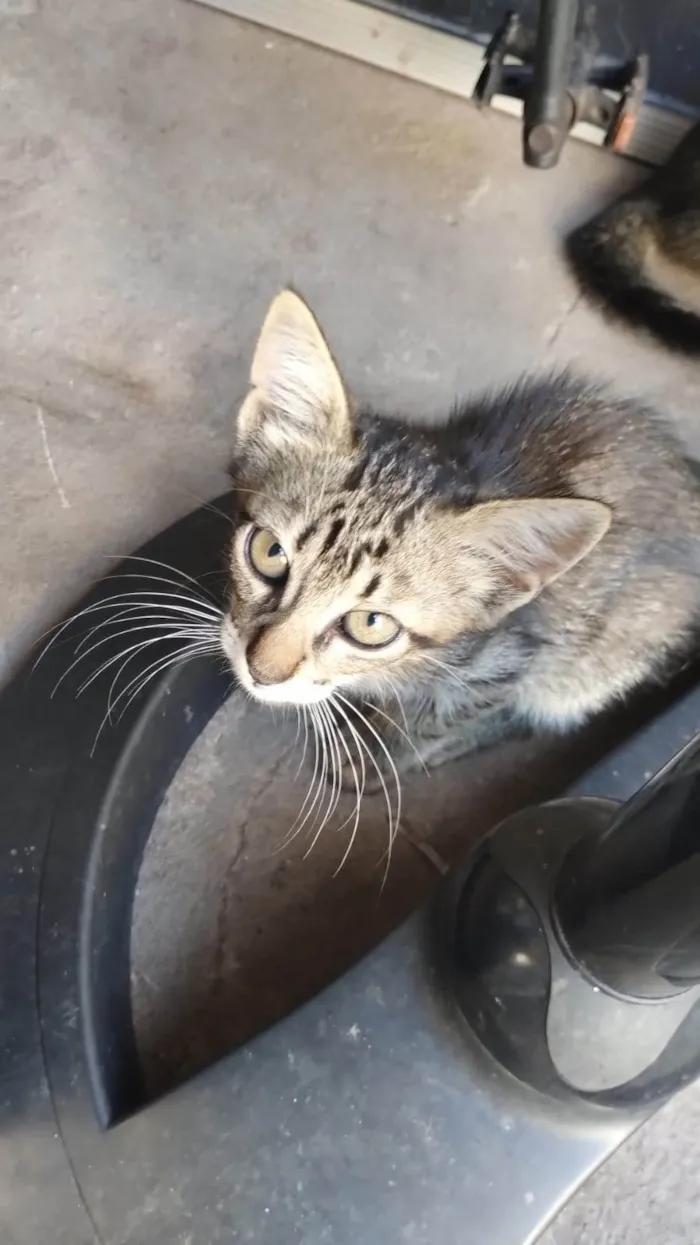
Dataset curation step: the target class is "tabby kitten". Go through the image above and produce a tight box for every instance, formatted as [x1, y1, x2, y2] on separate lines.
[221, 290, 700, 782]
[567, 121, 700, 354]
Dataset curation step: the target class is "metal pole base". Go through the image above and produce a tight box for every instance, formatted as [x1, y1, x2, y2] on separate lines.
[437, 797, 700, 1106]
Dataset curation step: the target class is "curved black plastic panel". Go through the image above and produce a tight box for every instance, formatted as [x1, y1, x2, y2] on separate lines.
[35, 497, 236, 1129]
[3, 493, 700, 1244]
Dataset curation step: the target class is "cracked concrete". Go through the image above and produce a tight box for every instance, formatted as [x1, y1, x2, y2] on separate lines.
[3, 0, 700, 1241]
[542, 292, 583, 348]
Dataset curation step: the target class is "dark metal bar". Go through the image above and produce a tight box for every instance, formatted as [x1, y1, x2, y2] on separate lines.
[556, 737, 700, 998]
[523, 0, 579, 168]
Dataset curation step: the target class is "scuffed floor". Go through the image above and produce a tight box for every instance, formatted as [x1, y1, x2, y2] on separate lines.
[3, 1, 700, 1240]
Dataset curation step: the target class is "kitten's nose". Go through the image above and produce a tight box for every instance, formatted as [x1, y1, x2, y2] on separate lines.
[247, 657, 285, 687]
[246, 636, 293, 686]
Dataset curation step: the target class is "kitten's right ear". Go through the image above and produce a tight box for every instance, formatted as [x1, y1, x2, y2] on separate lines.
[463, 496, 611, 619]
[236, 290, 354, 455]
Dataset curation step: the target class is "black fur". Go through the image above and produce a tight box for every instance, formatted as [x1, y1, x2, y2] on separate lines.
[567, 211, 700, 356]
[566, 122, 700, 356]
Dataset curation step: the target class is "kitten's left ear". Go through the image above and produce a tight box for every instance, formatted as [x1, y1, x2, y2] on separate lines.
[237, 290, 354, 454]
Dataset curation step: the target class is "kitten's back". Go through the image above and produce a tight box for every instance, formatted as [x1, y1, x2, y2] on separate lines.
[440, 374, 698, 530]
[447, 376, 700, 727]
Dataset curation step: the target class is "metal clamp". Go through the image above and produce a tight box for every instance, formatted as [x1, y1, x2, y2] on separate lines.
[474, 3, 649, 168]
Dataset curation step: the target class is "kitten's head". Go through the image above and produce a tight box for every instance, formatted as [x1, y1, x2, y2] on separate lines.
[221, 291, 609, 705]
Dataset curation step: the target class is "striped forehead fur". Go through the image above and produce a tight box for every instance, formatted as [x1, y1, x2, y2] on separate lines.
[222, 289, 700, 765]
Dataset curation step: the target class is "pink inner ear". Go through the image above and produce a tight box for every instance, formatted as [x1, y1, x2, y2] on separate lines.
[508, 568, 541, 596]
[470, 498, 611, 591]
[244, 290, 352, 453]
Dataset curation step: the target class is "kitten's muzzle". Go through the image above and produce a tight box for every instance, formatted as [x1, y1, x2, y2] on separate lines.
[245, 644, 290, 687]
[245, 631, 298, 687]
[224, 618, 332, 705]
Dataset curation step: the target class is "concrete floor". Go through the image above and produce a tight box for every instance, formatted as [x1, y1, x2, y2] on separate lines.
[4, 0, 700, 1241]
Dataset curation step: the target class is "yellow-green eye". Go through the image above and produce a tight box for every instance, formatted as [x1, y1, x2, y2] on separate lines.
[341, 609, 401, 649]
[246, 527, 289, 582]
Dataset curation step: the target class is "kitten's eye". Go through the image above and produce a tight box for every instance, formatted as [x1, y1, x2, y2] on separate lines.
[246, 527, 289, 582]
[341, 609, 401, 649]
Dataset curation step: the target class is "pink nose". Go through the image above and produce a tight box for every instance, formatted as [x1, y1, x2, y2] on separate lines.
[245, 621, 305, 686]
[246, 640, 292, 686]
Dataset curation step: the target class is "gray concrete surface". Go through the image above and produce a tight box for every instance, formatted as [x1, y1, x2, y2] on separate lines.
[3, 0, 700, 1240]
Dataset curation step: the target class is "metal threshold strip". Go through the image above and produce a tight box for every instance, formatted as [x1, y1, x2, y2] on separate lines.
[189, 0, 693, 166]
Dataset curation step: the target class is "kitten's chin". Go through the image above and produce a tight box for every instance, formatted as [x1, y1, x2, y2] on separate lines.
[242, 679, 333, 707]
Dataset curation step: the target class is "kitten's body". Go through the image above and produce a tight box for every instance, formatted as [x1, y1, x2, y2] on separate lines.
[567, 122, 700, 354]
[223, 293, 700, 781]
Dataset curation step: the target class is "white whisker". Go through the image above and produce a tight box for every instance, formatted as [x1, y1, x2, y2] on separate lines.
[423, 654, 472, 693]
[288, 706, 328, 845]
[103, 554, 220, 603]
[303, 705, 333, 856]
[73, 603, 218, 657]
[383, 676, 414, 742]
[106, 574, 223, 617]
[294, 707, 310, 782]
[37, 590, 222, 670]
[73, 603, 180, 656]
[94, 587, 222, 620]
[335, 693, 402, 890]
[366, 699, 428, 775]
[116, 640, 219, 719]
[226, 483, 281, 509]
[313, 701, 342, 836]
[90, 639, 218, 753]
[327, 696, 365, 876]
[53, 617, 215, 698]
[177, 492, 236, 529]
[330, 698, 387, 866]
[319, 702, 343, 828]
[277, 707, 324, 850]
[72, 625, 214, 704]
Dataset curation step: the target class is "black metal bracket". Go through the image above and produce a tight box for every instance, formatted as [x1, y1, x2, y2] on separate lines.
[474, 2, 649, 169]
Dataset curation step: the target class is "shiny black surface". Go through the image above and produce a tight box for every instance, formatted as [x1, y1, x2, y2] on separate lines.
[4, 494, 700, 1243]
[557, 737, 700, 998]
[440, 797, 700, 1106]
[522, 0, 578, 168]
